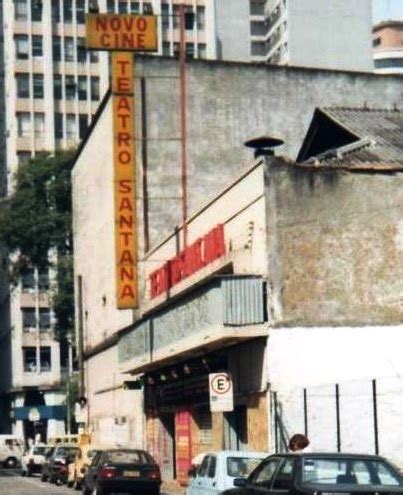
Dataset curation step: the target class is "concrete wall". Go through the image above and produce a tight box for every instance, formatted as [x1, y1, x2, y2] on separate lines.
[135, 56, 403, 247]
[288, 0, 373, 71]
[264, 161, 403, 326]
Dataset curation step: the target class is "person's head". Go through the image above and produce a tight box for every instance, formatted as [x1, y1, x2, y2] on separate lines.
[288, 433, 310, 452]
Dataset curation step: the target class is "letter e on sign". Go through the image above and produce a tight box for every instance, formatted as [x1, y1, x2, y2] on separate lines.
[209, 373, 234, 412]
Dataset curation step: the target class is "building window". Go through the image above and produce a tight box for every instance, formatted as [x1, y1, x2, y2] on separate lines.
[107, 0, 115, 13]
[76, 0, 85, 23]
[38, 270, 50, 291]
[143, 2, 152, 14]
[186, 43, 195, 59]
[161, 4, 169, 29]
[63, 0, 73, 23]
[79, 114, 88, 139]
[90, 77, 100, 101]
[22, 309, 36, 330]
[52, 36, 61, 62]
[21, 268, 35, 290]
[17, 151, 31, 164]
[33, 74, 44, 99]
[17, 112, 31, 137]
[51, 0, 60, 23]
[66, 114, 76, 140]
[15, 35, 29, 60]
[78, 75, 87, 100]
[64, 37, 75, 62]
[198, 43, 206, 59]
[162, 42, 170, 56]
[54, 113, 63, 139]
[77, 37, 86, 63]
[90, 50, 99, 63]
[39, 309, 51, 331]
[250, 0, 265, 16]
[173, 5, 180, 28]
[31, 0, 43, 22]
[32, 35, 43, 57]
[23, 346, 37, 371]
[196, 6, 205, 30]
[375, 57, 403, 69]
[34, 113, 45, 137]
[65, 75, 76, 100]
[15, 0, 28, 21]
[130, 1, 139, 14]
[118, 1, 128, 13]
[40, 347, 51, 371]
[16, 73, 30, 98]
[53, 74, 62, 99]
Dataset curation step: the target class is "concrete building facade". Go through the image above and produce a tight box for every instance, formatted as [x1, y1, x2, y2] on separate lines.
[72, 58, 403, 483]
[251, 0, 373, 71]
[373, 21, 403, 74]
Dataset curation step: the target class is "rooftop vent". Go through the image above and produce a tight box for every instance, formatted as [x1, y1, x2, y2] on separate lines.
[244, 136, 284, 158]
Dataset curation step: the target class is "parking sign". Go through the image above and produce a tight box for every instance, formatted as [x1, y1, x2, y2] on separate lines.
[209, 372, 234, 412]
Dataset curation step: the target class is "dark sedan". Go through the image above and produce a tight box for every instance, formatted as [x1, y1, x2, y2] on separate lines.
[224, 453, 403, 495]
[82, 448, 161, 495]
[41, 444, 79, 484]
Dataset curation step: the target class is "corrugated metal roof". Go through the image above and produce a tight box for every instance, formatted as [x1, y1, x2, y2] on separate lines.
[301, 108, 403, 171]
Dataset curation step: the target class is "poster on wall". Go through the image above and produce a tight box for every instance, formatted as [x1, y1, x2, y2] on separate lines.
[175, 410, 192, 485]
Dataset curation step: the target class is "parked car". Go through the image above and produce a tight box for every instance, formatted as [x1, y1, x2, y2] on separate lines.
[187, 450, 267, 495]
[0, 434, 24, 468]
[21, 444, 49, 476]
[223, 453, 403, 495]
[67, 446, 101, 490]
[82, 449, 161, 495]
[41, 444, 79, 485]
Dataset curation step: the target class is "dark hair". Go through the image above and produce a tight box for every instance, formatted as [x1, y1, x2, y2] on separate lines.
[288, 433, 310, 452]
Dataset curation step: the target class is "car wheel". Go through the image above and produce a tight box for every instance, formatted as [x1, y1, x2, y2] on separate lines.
[4, 457, 17, 469]
[55, 476, 64, 486]
[41, 473, 48, 482]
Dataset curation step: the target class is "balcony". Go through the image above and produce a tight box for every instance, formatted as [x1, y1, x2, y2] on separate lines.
[119, 276, 268, 374]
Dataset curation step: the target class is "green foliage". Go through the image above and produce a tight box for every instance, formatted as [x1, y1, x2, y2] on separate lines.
[0, 150, 76, 339]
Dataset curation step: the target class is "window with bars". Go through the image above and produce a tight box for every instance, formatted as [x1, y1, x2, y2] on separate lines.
[15, 0, 28, 21]
[78, 76, 88, 100]
[63, 0, 73, 23]
[76, 0, 85, 23]
[16, 73, 30, 98]
[77, 38, 86, 63]
[23, 346, 37, 371]
[15, 35, 29, 60]
[33, 74, 44, 99]
[40, 347, 51, 371]
[65, 75, 76, 100]
[32, 35, 43, 57]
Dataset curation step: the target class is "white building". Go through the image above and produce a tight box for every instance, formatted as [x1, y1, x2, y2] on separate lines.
[251, 0, 373, 71]
[373, 21, 403, 75]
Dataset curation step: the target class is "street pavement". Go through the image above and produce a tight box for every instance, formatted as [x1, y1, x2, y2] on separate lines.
[0, 468, 175, 494]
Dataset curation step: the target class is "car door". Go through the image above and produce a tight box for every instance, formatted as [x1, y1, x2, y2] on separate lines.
[269, 457, 297, 495]
[202, 454, 219, 495]
[188, 454, 211, 495]
[85, 451, 103, 492]
[245, 457, 283, 494]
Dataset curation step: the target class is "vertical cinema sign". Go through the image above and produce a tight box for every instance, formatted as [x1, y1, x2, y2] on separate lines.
[112, 52, 137, 308]
[86, 13, 158, 308]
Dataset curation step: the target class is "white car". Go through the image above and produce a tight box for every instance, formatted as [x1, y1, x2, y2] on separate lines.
[187, 450, 267, 495]
[21, 444, 49, 476]
[0, 435, 24, 468]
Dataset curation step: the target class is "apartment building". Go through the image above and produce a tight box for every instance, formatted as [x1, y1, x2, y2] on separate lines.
[373, 21, 403, 74]
[250, 0, 373, 71]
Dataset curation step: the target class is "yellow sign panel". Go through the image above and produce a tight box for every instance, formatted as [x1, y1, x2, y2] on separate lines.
[86, 14, 158, 51]
[112, 52, 138, 309]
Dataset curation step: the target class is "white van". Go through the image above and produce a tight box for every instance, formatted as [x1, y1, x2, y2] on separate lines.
[0, 435, 24, 468]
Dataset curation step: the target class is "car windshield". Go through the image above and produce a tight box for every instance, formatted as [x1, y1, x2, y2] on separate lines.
[302, 457, 403, 487]
[55, 447, 79, 457]
[227, 457, 263, 477]
[105, 450, 149, 465]
[33, 446, 47, 455]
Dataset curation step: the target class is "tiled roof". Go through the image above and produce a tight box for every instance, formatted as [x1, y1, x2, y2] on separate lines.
[301, 108, 403, 171]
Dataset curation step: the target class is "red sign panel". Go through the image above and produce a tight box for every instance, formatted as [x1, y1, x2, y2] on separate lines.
[150, 224, 226, 299]
[175, 410, 192, 485]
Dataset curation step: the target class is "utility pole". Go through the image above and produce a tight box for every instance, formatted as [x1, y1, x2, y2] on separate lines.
[179, 3, 188, 247]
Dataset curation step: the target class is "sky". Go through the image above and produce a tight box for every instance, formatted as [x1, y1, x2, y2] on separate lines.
[373, 0, 403, 23]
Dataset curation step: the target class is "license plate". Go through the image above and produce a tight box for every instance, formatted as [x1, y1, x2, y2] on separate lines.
[124, 470, 140, 477]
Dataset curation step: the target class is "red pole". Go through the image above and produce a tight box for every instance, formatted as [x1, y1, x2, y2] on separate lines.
[179, 3, 188, 247]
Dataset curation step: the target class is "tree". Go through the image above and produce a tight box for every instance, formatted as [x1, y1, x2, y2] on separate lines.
[0, 150, 76, 341]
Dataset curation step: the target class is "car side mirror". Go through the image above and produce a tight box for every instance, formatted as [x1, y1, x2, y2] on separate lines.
[187, 467, 197, 477]
[233, 478, 247, 487]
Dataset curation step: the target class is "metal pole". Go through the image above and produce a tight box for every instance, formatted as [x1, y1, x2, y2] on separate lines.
[77, 275, 85, 397]
[179, 3, 188, 247]
[372, 379, 379, 455]
[303, 388, 308, 437]
[273, 391, 278, 453]
[335, 384, 341, 452]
